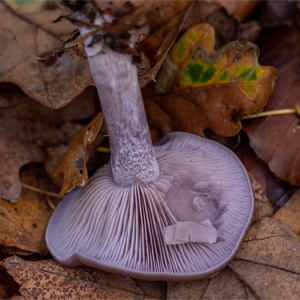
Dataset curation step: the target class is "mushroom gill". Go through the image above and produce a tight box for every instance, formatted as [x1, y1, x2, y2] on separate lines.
[46, 132, 253, 281]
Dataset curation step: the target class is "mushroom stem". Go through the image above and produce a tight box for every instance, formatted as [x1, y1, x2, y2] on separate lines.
[82, 30, 159, 186]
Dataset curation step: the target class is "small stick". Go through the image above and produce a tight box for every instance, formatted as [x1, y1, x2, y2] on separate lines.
[97, 146, 111, 153]
[47, 195, 56, 210]
[21, 183, 62, 198]
[242, 104, 300, 120]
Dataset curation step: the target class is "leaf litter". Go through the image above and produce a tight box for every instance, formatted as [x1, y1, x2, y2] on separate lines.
[0, 0, 299, 299]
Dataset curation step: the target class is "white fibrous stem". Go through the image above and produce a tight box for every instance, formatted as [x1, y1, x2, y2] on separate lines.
[79, 16, 159, 187]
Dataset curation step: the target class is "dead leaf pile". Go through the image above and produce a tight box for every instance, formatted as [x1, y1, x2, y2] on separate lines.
[0, 1, 299, 299]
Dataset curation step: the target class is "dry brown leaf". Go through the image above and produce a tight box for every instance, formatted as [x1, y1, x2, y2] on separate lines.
[54, 113, 104, 196]
[0, 132, 45, 203]
[235, 142, 295, 207]
[139, 4, 193, 88]
[0, 86, 96, 147]
[273, 188, 300, 238]
[250, 174, 274, 223]
[168, 217, 300, 300]
[145, 23, 277, 139]
[0, 191, 52, 257]
[0, 2, 93, 109]
[0, 86, 96, 202]
[244, 25, 300, 185]
[1, 256, 166, 300]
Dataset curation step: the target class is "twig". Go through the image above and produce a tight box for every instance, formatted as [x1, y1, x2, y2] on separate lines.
[97, 146, 111, 153]
[46, 195, 56, 210]
[242, 104, 300, 120]
[21, 183, 62, 198]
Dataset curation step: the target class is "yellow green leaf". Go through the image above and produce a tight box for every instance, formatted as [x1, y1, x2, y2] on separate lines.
[151, 23, 278, 137]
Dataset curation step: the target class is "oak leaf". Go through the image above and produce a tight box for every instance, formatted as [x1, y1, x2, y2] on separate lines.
[167, 218, 300, 300]
[244, 26, 300, 185]
[0, 86, 96, 147]
[0, 1, 93, 109]
[146, 23, 277, 138]
[0, 191, 52, 257]
[0, 86, 96, 202]
[1, 255, 166, 300]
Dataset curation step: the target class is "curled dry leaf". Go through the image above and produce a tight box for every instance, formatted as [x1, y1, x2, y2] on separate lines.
[54, 113, 104, 197]
[139, 3, 193, 88]
[0, 191, 52, 257]
[1, 256, 166, 300]
[145, 23, 278, 138]
[273, 188, 300, 238]
[0, 2, 93, 109]
[167, 217, 300, 300]
[244, 26, 300, 185]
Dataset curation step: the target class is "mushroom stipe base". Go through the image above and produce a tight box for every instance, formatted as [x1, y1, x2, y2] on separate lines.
[46, 132, 254, 281]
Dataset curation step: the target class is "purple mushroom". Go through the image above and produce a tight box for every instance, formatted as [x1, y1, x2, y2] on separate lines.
[46, 6, 254, 281]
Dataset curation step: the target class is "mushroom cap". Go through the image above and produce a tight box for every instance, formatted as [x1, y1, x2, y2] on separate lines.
[46, 132, 254, 281]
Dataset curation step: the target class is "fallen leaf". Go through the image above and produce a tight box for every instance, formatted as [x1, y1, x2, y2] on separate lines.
[250, 174, 274, 223]
[146, 23, 277, 138]
[0, 1, 93, 109]
[235, 141, 296, 208]
[273, 188, 300, 238]
[139, 3, 193, 88]
[0, 132, 45, 203]
[1, 256, 166, 300]
[167, 217, 300, 300]
[0, 85, 97, 202]
[0, 86, 96, 147]
[54, 113, 104, 196]
[244, 25, 300, 185]
[0, 191, 52, 257]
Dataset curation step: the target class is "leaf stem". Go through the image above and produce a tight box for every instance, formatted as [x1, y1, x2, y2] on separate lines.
[242, 104, 300, 120]
[21, 183, 61, 198]
[47, 195, 56, 210]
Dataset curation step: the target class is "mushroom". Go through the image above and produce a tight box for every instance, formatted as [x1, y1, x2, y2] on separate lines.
[46, 4, 254, 281]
